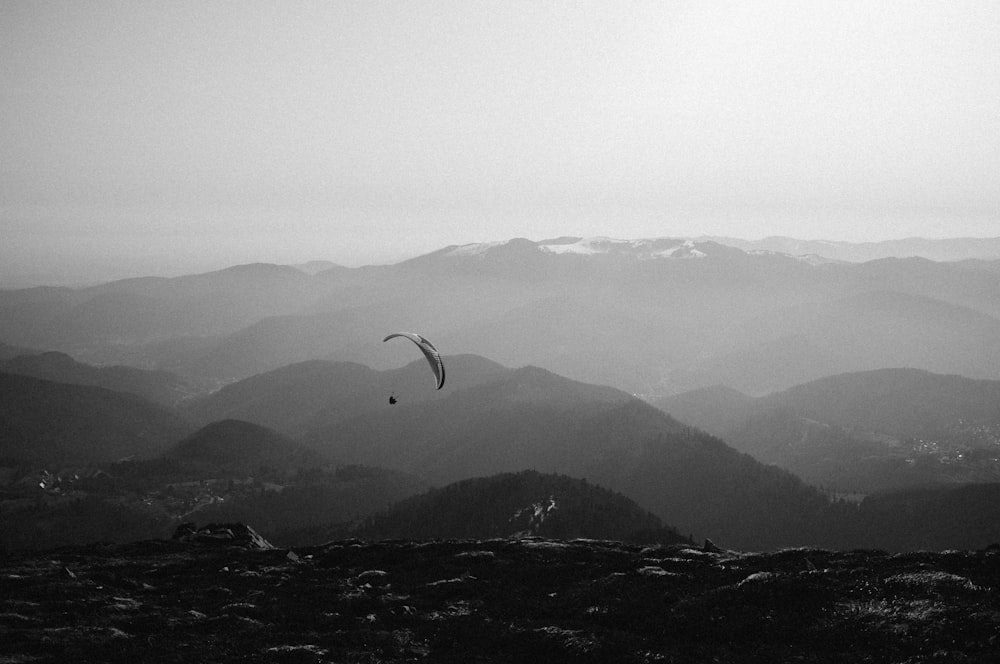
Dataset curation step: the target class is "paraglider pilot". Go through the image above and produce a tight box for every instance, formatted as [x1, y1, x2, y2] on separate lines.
[382, 332, 445, 406]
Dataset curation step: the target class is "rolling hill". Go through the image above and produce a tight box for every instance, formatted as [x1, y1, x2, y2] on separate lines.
[164, 419, 327, 476]
[673, 290, 1000, 395]
[304, 364, 839, 550]
[0, 263, 335, 351]
[353, 470, 691, 544]
[181, 355, 510, 436]
[0, 372, 194, 464]
[762, 368, 1000, 443]
[1, 351, 196, 407]
[656, 368, 1000, 492]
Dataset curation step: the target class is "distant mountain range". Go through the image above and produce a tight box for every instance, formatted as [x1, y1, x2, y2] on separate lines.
[0, 342, 39, 360]
[704, 235, 1000, 262]
[1, 351, 196, 407]
[292, 360, 838, 550]
[5, 352, 1000, 551]
[2, 236, 1000, 396]
[1, 352, 833, 549]
[3, 236, 1000, 553]
[656, 368, 1000, 493]
[0, 262, 335, 351]
[181, 355, 509, 437]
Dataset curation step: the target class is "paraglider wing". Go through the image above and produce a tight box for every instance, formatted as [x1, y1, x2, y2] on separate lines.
[382, 332, 445, 390]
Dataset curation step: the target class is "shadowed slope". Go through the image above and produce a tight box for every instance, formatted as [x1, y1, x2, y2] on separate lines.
[657, 368, 1000, 492]
[1, 351, 196, 407]
[355, 470, 690, 544]
[0, 372, 194, 464]
[306, 365, 837, 550]
[182, 355, 509, 436]
[165, 419, 326, 475]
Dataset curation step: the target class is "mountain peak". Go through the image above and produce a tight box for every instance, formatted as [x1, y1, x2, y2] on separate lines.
[538, 236, 707, 259]
[166, 419, 323, 472]
[354, 470, 689, 544]
[441, 237, 713, 261]
[169, 419, 290, 459]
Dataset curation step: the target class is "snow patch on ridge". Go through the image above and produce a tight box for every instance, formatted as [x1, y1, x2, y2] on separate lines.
[538, 237, 708, 259]
[443, 237, 716, 260]
[438, 237, 840, 264]
[538, 237, 621, 255]
[446, 241, 507, 257]
[747, 249, 841, 265]
[651, 239, 706, 259]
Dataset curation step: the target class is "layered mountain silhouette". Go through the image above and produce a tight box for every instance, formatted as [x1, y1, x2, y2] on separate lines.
[706, 235, 1000, 263]
[674, 290, 1000, 395]
[3, 238, 1000, 396]
[1, 351, 196, 407]
[757, 368, 1000, 441]
[164, 419, 326, 476]
[181, 354, 509, 436]
[657, 368, 1000, 492]
[164, 457, 429, 547]
[0, 263, 333, 349]
[6, 350, 1000, 552]
[299, 361, 836, 550]
[182, 361, 383, 435]
[0, 372, 193, 464]
[4, 237, 1000, 554]
[354, 470, 692, 544]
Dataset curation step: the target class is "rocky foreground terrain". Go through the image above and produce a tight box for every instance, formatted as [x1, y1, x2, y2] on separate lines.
[3, 530, 1000, 663]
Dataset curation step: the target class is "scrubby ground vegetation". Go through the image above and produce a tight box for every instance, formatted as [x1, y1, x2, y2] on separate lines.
[3, 536, 999, 663]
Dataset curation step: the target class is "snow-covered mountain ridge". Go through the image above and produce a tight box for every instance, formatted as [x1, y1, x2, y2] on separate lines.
[440, 235, 1000, 264]
[440, 236, 844, 264]
[445, 237, 711, 260]
[541, 237, 707, 259]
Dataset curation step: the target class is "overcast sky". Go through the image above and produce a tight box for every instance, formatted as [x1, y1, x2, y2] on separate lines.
[3, 1, 999, 283]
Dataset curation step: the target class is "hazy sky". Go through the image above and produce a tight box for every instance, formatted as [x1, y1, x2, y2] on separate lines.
[3, 1, 999, 283]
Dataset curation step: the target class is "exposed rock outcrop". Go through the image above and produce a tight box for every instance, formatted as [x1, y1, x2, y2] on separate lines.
[171, 522, 273, 549]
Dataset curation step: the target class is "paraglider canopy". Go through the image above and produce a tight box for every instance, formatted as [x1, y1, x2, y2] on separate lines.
[383, 332, 445, 390]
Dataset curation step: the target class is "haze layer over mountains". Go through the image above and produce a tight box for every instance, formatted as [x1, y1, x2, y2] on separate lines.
[2, 235, 1000, 553]
[3, 235, 999, 397]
